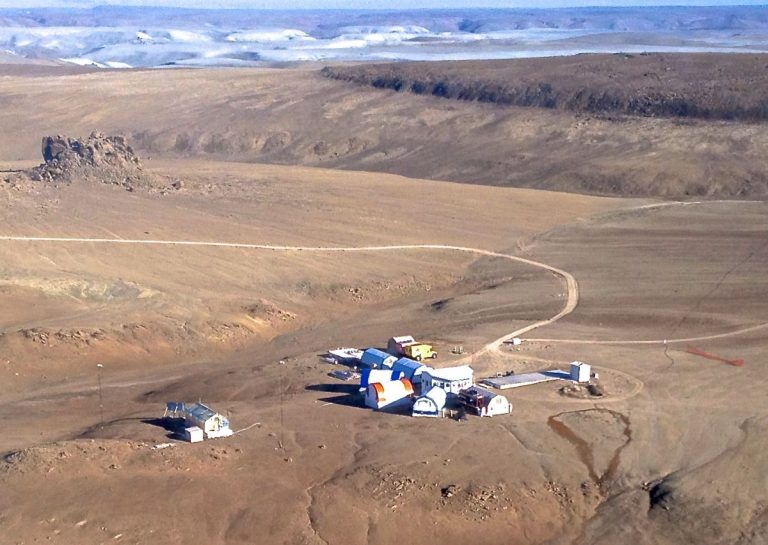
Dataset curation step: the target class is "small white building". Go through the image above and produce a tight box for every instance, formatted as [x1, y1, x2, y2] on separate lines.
[365, 378, 414, 411]
[184, 426, 204, 443]
[421, 366, 474, 397]
[184, 402, 233, 439]
[387, 335, 416, 356]
[458, 386, 512, 417]
[570, 361, 591, 383]
[412, 386, 447, 418]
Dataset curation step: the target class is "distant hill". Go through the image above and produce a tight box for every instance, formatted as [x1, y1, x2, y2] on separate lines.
[1, 62, 767, 200]
[323, 53, 768, 122]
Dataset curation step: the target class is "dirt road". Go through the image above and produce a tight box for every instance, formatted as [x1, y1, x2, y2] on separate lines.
[0, 235, 579, 359]
[3, 234, 765, 353]
[526, 321, 768, 345]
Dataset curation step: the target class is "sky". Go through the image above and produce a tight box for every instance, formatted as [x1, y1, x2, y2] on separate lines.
[0, 0, 765, 8]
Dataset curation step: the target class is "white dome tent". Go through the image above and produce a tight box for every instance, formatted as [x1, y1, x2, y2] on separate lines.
[412, 386, 447, 418]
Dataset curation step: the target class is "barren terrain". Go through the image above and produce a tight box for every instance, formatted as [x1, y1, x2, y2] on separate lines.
[1, 59, 768, 198]
[1, 58, 767, 545]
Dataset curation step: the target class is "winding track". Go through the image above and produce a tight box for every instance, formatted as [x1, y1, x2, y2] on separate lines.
[0, 235, 578, 356]
[526, 321, 768, 346]
[1, 234, 766, 351]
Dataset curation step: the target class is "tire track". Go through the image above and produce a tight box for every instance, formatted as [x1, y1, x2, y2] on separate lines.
[526, 321, 768, 346]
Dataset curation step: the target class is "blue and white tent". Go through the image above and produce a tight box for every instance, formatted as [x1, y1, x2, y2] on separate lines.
[360, 348, 397, 369]
[391, 358, 429, 385]
[412, 386, 447, 418]
[360, 367, 404, 390]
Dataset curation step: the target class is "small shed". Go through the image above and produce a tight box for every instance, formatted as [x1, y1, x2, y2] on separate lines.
[360, 348, 398, 369]
[458, 386, 512, 417]
[387, 335, 416, 356]
[421, 366, 474, 397]
[570, 361, 591, 383]
[184, 426, 204, 443]
[412, 386, 447, 418]
[391, 358, 429, 385]
[360, 368, 404, 390]
[365, 378, 414, 411]
[184, 402, 233, 439]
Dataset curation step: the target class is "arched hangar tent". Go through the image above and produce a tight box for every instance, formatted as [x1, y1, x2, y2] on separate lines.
[361, 348, 398, 369]
[365, 378, 415, 411]
[458, 386, 512, 417]
[360, 368, 404, 390]
[412, 386, 447, 418]
[392, 358, 429, 385]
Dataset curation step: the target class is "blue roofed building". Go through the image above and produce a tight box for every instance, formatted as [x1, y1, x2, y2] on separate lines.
[392, 357, 429, 385]
[360, 348, 397, 369]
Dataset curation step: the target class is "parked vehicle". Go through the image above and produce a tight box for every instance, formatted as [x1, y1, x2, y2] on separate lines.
[387, 335, 437, 360]
[402, 342, 437, 361]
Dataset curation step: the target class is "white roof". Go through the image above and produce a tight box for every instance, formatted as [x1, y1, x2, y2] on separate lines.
[481, 370, 569, 389]
[424, 365, 474, 382]
[390, 335, 415, 343]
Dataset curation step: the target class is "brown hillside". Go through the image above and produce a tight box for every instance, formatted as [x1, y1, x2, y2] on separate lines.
[322, 53, 768, 121]
[0, 60, 767, 199]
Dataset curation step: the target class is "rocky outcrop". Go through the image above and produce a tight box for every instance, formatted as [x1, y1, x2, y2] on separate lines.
[29, 132, 163, 191]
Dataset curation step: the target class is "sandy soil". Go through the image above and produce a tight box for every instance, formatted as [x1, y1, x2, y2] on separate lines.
[1, 63, 767, 545]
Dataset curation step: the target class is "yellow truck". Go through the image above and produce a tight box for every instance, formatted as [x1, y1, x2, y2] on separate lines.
[402, 342, 437, 361]
[387, 336, 438, 361]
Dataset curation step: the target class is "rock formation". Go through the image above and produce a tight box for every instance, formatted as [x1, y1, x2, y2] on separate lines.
[29, 132, 161, 191]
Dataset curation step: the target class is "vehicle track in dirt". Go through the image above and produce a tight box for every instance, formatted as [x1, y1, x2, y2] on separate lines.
[525, 322, 768, 346]
[2, 234, 766, 356]
[0, 236, 579, 362]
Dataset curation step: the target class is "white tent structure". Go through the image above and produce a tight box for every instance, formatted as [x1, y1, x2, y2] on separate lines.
[360, 348, 398, 369]
[458, 386, 512, 417]
[391, 358, 429, 385]
[412, 386, 447, 418]
[421, 366, 474, 397]
[365, 378, 414, 411]
[359, 368, 404, 392]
